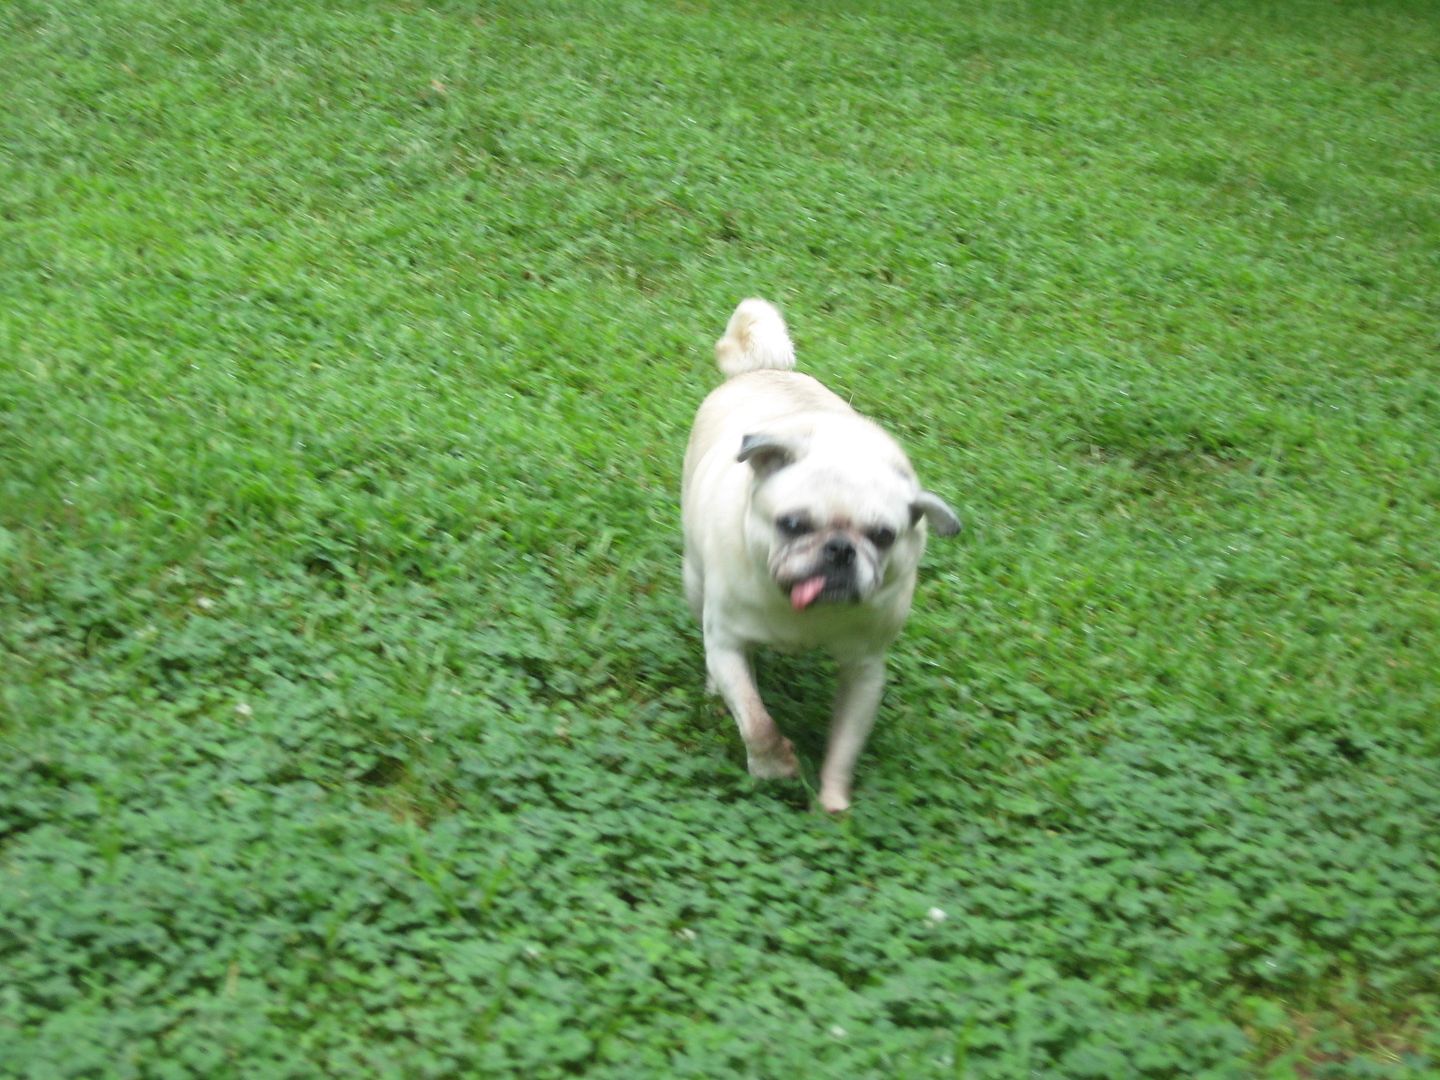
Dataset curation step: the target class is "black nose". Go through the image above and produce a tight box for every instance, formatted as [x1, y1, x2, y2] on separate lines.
[823, 536, 856, 567]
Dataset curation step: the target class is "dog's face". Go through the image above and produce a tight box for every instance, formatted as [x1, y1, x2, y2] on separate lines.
[739, 431, 959, 612]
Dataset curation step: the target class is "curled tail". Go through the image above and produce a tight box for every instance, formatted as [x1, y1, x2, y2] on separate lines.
[715, 298, 796, 377]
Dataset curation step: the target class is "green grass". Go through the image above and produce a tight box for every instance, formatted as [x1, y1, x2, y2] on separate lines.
[3, 0, 1438, 1074]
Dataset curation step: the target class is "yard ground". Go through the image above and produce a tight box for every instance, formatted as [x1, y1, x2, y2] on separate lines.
[2, 0, 1437, 1075]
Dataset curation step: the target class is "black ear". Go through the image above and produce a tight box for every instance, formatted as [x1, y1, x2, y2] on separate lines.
[737, 433, 798, 477]
[910, 491, 961, 536]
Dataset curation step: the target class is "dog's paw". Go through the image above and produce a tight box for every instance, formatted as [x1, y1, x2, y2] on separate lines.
[818, 786, 851, 814]
[746, 737, 799, 780]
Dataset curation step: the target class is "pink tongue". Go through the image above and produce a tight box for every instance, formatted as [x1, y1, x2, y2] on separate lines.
[790, 575, 827, 611]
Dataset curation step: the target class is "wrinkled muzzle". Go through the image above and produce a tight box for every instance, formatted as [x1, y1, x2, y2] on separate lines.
[776, 533, 866, 611]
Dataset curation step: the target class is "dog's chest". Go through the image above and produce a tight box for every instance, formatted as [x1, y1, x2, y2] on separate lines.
[714, 588, 905, 656]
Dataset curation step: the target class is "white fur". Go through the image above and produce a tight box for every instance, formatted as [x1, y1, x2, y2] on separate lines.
[714, 298, 796, 377]
[682, 299, 958, 812]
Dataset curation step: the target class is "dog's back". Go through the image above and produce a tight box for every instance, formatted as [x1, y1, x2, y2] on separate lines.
[686, 300, 856, 481]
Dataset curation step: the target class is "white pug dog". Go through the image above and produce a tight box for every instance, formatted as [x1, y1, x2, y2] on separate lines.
[682, 299, 959, 812]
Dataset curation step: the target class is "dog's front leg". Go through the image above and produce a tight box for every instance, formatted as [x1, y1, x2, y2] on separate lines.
[704, 639, 798, 780]
[819, 654, 887, 812]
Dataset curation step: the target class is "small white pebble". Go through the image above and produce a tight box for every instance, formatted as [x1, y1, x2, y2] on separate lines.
[829, 1025, 847, 1039]
[195, 596, 215, 611]
[235, 702, 253, 719]
[523, 945, 542, 960]
[927, 907, 947, 924]
[677, 927, 697, 942]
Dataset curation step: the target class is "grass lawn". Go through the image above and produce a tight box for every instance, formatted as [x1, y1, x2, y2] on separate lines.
[3, 0, 1438, 1074]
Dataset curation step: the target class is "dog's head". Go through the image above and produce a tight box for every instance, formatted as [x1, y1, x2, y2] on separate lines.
[738, 426, 959, 611]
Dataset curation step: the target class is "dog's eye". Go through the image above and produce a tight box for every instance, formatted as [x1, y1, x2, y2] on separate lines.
[867, 526, 897, 549]
[776, 514, 812, 537]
